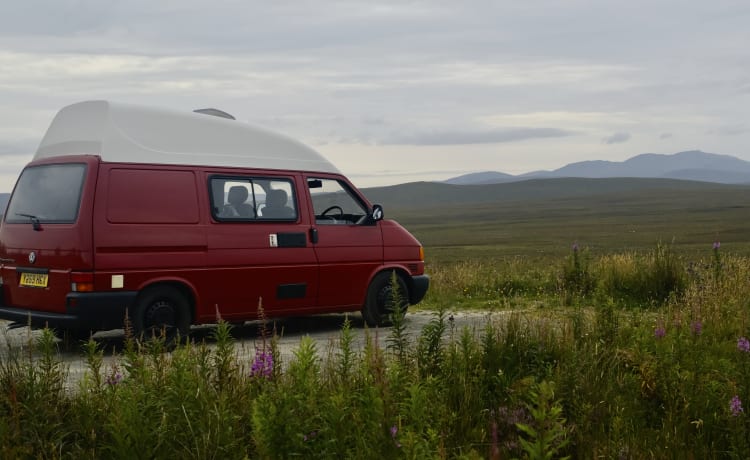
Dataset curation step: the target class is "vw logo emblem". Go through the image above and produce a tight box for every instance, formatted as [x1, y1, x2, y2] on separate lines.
[28, 252, 36, 264]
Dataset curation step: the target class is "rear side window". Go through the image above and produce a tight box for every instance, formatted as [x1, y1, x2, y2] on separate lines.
[209, 176, 297, 221]
[5, 164, 86, 224]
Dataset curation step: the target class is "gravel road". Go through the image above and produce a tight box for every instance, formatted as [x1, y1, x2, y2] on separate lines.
[0, 310, 493, 388]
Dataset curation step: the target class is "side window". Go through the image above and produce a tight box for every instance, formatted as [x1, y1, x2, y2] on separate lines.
[209, 176, 297, 221]
[308, 178, 367, 225]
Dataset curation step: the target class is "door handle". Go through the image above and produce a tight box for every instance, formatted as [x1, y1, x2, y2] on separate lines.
[309, 228, 319, 244]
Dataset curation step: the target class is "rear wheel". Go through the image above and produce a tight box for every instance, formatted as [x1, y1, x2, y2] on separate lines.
[133, 286, 191, 343]
[362, 271, 409, 327]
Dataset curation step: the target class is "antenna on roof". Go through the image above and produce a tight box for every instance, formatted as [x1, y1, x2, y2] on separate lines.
[193, 108, 236, 120]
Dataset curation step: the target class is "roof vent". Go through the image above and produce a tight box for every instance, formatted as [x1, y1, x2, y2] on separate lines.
[193, 108, 236, 120]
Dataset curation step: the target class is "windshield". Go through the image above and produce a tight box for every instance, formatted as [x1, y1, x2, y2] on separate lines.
[5, 164, 86, 224]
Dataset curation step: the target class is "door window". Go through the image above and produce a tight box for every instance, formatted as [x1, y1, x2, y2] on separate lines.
[307, 178, 367, 225]
[209, 176, 297, 221]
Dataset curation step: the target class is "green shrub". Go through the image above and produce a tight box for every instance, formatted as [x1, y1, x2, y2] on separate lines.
[561, 243, 596, 303]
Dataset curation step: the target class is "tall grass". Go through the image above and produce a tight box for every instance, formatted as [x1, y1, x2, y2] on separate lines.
[426, 242, 690, 309]
[426, 257, 557, 308]
[1, 246, 750, 457]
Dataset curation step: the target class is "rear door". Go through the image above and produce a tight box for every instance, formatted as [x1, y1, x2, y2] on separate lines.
[305, 175, 383, 309]
[0, 157, 98, 313]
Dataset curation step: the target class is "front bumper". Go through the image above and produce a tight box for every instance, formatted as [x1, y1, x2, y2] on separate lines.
[408, 274, 430, 305]
[0, 291, 137, 331]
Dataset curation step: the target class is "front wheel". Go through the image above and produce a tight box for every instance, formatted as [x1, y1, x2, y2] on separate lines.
[133, 286, 191, 343]
[362, 271, 409, 327]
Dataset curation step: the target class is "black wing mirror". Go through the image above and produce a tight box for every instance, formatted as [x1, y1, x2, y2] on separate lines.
[359, 204, 384, 226]
[371, 204, 384, 222]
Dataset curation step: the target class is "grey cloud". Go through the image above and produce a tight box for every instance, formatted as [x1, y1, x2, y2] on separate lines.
[249, 114, 344, 130]
[0, 1, 450, 55]
[659, 133, 673, 140]
[602, 132, 631, 144]
[0, 1, 114, 36]
[0, 140, 36, 157]
[380, 127, 574, 146]
[712, 125, 749, 136]
[0, 0, 749, 190]
[0, 151, 31, 187]
[2, 1, 742, 63]
[348, 168, 469, 179]
[361, 116, 386, 126]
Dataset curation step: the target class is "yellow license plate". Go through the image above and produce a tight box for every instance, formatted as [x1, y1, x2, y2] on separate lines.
[19, 272, 48, 288]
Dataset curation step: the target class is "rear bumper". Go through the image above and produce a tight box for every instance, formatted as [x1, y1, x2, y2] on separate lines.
[0, 291, 137, 331]
[409, 274, 430, 305]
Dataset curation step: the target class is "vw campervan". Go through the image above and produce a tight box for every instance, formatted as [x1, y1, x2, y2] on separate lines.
[0, 101, 429, 338]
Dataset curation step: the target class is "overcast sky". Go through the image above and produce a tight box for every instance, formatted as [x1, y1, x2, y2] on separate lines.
[1, 0, 749, 191]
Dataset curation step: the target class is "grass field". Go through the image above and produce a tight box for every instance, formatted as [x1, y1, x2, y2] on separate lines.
[3, 178, 750, 458]
[379, 178, 750, 260]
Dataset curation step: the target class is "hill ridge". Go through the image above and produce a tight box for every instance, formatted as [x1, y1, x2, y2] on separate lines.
[444, 150, 750, 185]
[362, 176, 747, 210]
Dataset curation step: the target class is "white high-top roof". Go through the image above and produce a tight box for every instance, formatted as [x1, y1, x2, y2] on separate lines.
[34, 100, 339, 173]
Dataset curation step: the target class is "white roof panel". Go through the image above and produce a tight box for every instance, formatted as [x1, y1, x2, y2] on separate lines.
[34, 100, 339, 173]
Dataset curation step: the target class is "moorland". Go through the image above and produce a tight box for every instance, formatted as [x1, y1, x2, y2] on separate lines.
[370, 177, 750, 259]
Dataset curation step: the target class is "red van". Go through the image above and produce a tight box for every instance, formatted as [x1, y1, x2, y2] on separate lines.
[0, 101, 428, 338]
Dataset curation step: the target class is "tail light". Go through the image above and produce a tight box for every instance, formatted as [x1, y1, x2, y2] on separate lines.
[71, 272, 94, 292]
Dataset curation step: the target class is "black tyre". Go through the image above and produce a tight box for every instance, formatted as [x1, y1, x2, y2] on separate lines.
[362, 271, 409, 327]
[133, 286, 191, 343]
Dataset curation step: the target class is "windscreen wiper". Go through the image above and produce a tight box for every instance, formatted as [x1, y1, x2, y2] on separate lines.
[16, 213, 42, 231]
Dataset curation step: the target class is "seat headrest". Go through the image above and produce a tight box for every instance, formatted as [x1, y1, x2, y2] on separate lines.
[227, 186, 249, 205]
[267, 189, 287, 207]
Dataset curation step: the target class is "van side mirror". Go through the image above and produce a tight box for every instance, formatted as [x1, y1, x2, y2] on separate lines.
[358, 204, 384, 226]
[307, 179, 323, 189]
[371, 204, 384, 221]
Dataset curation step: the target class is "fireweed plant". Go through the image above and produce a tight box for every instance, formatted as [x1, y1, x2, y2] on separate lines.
[1, 244, 750, 457]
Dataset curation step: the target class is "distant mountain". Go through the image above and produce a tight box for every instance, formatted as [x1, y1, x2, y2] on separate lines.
[444, 151, 750, 185]
[363, 177, 741, 210]
[444, 171, 516, 185]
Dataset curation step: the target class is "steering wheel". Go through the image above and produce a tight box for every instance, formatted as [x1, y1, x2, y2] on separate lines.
[321, 205, 344, 219]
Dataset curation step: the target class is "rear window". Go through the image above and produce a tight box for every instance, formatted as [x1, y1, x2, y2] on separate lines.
[5, 164, 86, 224]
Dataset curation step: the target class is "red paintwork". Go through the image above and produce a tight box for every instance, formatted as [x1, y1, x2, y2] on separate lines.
[0, 155, 424, 326]
[0, 156, 99, 312]
[381, 220, 426, 275]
